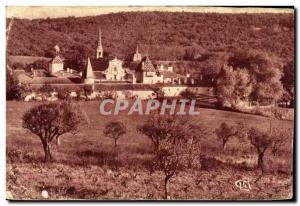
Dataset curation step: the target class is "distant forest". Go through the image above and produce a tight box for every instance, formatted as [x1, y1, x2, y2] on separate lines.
[7, 11, 294, 62]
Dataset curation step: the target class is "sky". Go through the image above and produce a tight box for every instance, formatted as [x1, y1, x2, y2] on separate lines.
[6, 6, 293, 19]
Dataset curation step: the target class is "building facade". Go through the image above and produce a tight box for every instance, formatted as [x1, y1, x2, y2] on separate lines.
[82, 28, 187, 85]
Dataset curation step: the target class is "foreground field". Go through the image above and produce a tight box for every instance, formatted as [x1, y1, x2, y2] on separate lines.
[6, 101, 294, 200]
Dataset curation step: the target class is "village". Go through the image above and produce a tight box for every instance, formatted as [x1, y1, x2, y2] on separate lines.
[9, 29, 194, 87]
[8, 28, 212, 102]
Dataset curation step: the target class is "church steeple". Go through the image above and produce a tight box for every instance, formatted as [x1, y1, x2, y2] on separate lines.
[136, 45, 139, 54]
[133, 45, 142, 62]
[96, 28, 103, 58]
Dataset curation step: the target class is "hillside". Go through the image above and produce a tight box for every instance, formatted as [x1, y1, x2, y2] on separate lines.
[7, 11, 294, 64]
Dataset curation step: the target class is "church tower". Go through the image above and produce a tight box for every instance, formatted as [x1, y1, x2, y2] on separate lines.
[133, 45, 142, 62]
[96, 28, 103, 58]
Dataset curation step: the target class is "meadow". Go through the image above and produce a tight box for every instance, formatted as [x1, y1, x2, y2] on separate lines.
[6, 101, 294, 200]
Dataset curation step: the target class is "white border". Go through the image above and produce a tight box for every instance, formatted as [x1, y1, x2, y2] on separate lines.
[1, 1, 298, 205]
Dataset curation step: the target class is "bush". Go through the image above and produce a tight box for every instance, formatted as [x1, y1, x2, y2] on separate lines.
[7, 72, 21, 100]
[56, 88, 71, 100]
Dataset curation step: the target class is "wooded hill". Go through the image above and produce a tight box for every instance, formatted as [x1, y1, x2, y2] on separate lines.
[7, 11, 294, 64]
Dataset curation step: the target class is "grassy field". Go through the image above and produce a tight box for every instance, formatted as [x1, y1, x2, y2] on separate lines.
[6, 101, 294, 200]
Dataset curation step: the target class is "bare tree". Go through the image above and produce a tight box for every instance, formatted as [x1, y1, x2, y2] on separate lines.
[215, 122, 238, 150]
[138, 114, 196, 199]
[22, 102, 83, 162]
[103, 121, 127, 149]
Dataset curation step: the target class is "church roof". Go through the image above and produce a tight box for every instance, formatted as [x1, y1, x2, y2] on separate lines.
[89, 57, 114, 71]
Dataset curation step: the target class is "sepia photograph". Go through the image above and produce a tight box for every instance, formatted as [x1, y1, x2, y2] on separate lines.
[5, 6, 295, 200]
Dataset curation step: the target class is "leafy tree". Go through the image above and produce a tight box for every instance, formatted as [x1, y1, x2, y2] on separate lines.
[6, 71, 22, 100]
[103, 121, 127, 148]
[215, 122, 238, 150]
[56, 88, 71, 101]
[138, 114, 200, 199]
[216, 65, 236, 106]
[83, 85, 93, 100]
[281, 61, 294, 106]
[252, 81, 284, 106]
[64, 45, 89, 72]
[228, 49, 284, 105]
[234, 68, 252, 102]
[22, 102, 83, 162]
[246, 126, 285, 172]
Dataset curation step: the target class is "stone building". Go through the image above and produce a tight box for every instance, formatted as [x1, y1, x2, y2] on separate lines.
[82, 28, 186, 85]
[82, 29, 127, 84]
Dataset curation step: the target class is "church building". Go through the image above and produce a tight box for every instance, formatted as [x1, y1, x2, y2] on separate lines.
[82, 29, 127, 84]
[82, 28, 187, 85]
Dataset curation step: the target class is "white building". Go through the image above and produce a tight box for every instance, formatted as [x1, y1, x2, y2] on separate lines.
[49, 55, 64, 74]
[82, 28, 186, 85]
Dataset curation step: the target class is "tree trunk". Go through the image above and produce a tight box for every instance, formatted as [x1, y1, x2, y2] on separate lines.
[56, 136, 60, 145]
[113, 138, 118, 171]
[257, 152, 264, 172]
[114, 139, 118, 148]
[222, 140, 226, 150]
[164, 177, 170, 200]
[42, 141, 52, 162]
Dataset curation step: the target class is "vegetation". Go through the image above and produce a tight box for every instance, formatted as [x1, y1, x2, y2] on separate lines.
[139, 115, 185, 198]
[216, 50, 285, 107]
[180, 89, 197, 100]
[7, 12, 293, 62]
[22, 102, 83, 162]
[215, 122, 238, 150]
[103, 121, 127, 148]
[6, 71, 22, 100]
[245, 125, 286, 172]
[7, 101, 293, 199]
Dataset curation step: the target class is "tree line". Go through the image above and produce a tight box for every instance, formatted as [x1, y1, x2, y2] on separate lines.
[7, 11, 293, 63]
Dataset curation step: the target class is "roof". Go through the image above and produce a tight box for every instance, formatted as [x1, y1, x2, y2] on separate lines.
[123, 61, 140, 71]
[89, 57, 112, 71]
[52, 56, 64, 64]
[9, 56, 52, 65]
[141, 57, 156, 72]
